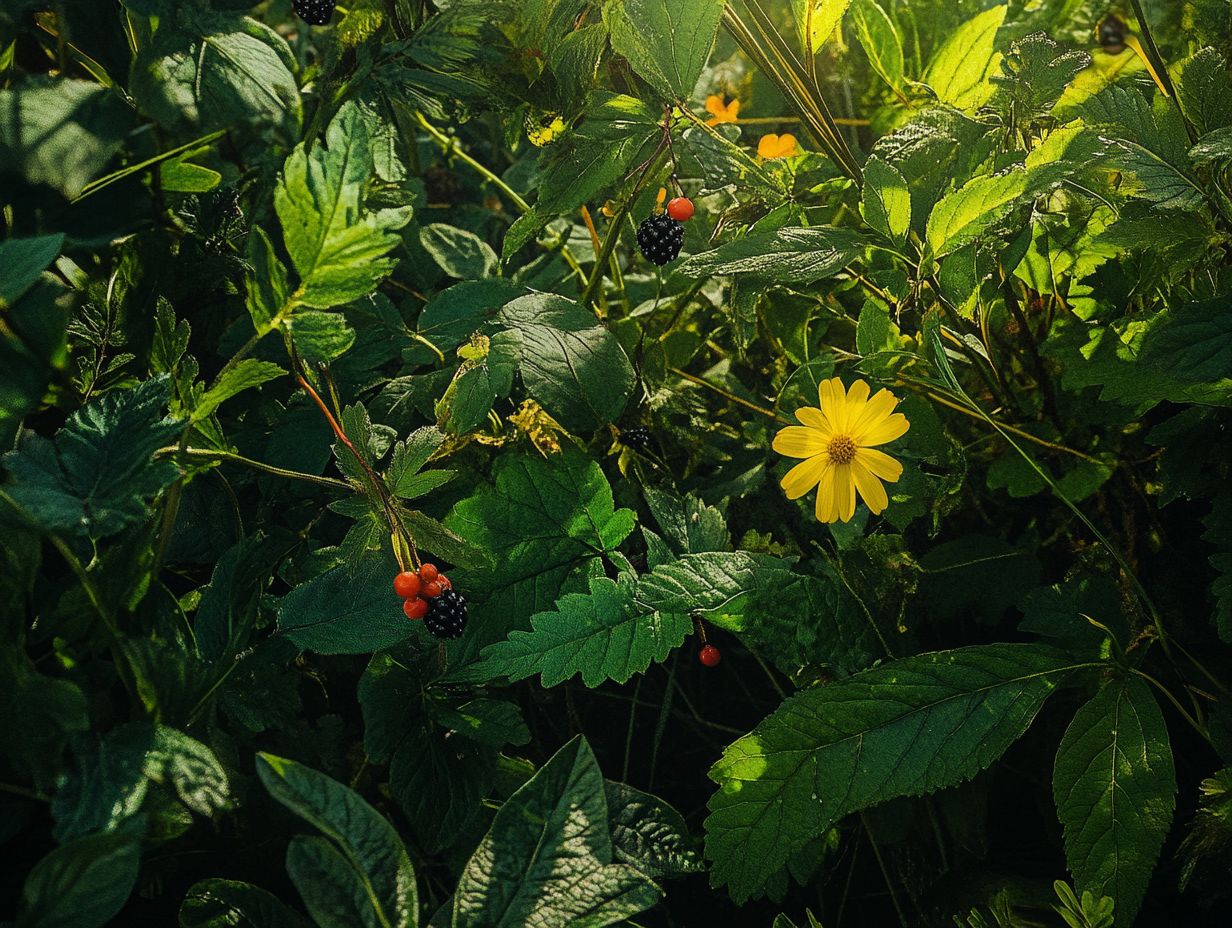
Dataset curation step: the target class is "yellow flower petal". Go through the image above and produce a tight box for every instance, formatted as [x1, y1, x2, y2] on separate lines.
[849, 387, 898, 436]
[794, 405, 832, 433]
[815, 465, 837, 522]
[858, 412, 910, 447]
[782, 454, 828, 499]
[852, 461, 889, 514]
[833, 464, 857, 522]
[855, 447, 903, 482]
[757, 133, 798, 159]
[818, 377, 847, 431]
[773, 425, 828, 459]
[845, 379, 871, 410]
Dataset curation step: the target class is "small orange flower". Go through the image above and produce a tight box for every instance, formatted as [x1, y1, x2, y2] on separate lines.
[705, 95, 740, 125]
[758, 133, 798, 159]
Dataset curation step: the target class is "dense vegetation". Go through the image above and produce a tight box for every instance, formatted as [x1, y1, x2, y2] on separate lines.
[3, 1, 1232, 926]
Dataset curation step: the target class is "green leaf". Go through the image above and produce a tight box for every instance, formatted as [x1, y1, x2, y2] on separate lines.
[1053, 677, 1176, 926]
[472, 575, 692, 687]
[419, 223, 498, 279]
[0, 78, 133, 199]
[636, 551, 793, 618]
[605, 0, 725, 100]
[276, 551, 410, 655]
[643, 487, 730, 556]
[706, 643, 1076, 902]
[452, 736, 661, 927]
[128, 4, 301, 138]
[605, 781, 703, 879]
[2, 377, 181, 540]
[675, 227, 865, 282]
[16, 829, 141, 928]
[274, 102, 412, 309]
[290, 311, 357, 364]
[0, 234, 65, 310]
[444, 451, 636, 651]
[926, 169, 1029, 257]
[990, 33, 1090, 118]
[52, 723, 231, 842]
[1174, 47, 1232, 137]
[180, 879, 313, 928]
[791, 1, 853, 54]
[923, 3, 1007, 112]
[851, 0, 903, 92]
[860, 157, 911, 246]
[256, 753, 418, 928]
[497, 293, 635, 433]
[387, 428, 453, 499]
[194, 360, 284, 422]
[0, 647, 88, 792]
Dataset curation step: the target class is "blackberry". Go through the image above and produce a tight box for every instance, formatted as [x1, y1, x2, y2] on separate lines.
[424, 589, 468, 640]
[620, 426, 653, 452]
[1098, 16, 1126, 53]
[294, 0, 337, 26]
[636, 214, 684, 266]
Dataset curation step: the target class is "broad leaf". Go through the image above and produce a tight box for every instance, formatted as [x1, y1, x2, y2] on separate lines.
[605, 0, 725, 100]
[420, 224, 498, 279]
[194, 360, 284, 422]
[274, 103, 412, 310]
[1053, 677, 1176, 926]
[926, 169, 1029, 257]
[180, 879, 312, 928]
[16, 829, 141, 928]
[791, 1, 853, 54]
[0, 234, 65, 309]
[675, 227, 865, 282]
[497, 293, 635, 433]
[256, 753, 418, 928]
[605, 781, 703, 879]
[706, 643, 1076, 902]
[472, 575, 692, 687]
[1, 376, 181, 540]
[923, 4, 1007, 111]
[861, 157, 911, 246]
[276, 551, 410, 654]
[452, 736, 661, 927]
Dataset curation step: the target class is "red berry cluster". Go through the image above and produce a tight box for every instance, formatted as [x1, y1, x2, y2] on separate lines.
[394, 563, 453, 620]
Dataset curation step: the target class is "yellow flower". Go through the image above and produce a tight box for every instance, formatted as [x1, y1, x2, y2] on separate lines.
[758, 133, 798, 159]
[705, 95, 740, 125]
[772, 378, 910, 523]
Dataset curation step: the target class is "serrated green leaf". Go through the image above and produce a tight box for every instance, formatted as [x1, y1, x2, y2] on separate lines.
[419, 223, 498, 279]
[636, 551, 793, 619]
[452, 736, 661, 927]
[274, 103, 412, 309]
[1053, 677, 1176, 926]
[675, 227, 865, 282]
[257, 753, 418, 928]
[497, 293, 635, 433]
[923, 4, 1007, 111]
[643, 487, 730, 555]
[472, 575, 691, 687]
[1175, 47, 1232, 137]
[605, 0, 725, 100]
[276, 552, 409, 655]
[706, 643, 1076, 902]
[851, 0, 903, 92]
[926, 169, 1029, 257]
[2, 377, 181, 540]
[605, 780, 703, 879]
[180, 879, 312, 928]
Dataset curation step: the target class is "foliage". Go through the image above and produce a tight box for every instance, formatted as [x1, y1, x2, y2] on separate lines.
[3, 1, 1232, 926]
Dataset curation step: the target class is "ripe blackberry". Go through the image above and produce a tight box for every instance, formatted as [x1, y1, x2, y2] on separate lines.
[620, 426, 653, 452]
[424, 589, 468, 640]
[1098, 16, 1126, 53]
[636, 214, 684, 266]
[294, 0, 337, 26]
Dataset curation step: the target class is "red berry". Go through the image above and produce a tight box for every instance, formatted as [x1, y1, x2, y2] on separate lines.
[699, 644, 722, 667]
[438, 575, 453, 590]
[403, 597, 429, 620]
[393, 571, 421, 599]
[419, 563, 439, 582]
[422, 580, 444, 599]
[666, 197, 694, 221]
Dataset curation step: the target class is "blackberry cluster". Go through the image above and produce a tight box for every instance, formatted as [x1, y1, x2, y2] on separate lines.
[1098, 16, 1126, 53]
[425, 589, 468, 640]
[636, 214, 684, 266]
[620, 426, 653, 452]
[294, 0, 337, 26]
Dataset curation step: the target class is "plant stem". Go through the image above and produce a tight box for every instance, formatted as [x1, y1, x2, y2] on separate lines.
[670, 367, 789, 423]
[157, 446, 353, 491]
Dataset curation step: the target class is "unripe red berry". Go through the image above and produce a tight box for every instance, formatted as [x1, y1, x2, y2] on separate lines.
[666, 197, 694, 221]
[422, 580, 444, 599]
[403, 597, 429, 620]
[419, 563, 440, 582]
[698, 644, 722, 667]
[394, 571, 421, 599]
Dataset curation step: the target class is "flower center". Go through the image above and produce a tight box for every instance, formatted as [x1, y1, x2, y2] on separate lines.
[827, 434, 856, 465]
